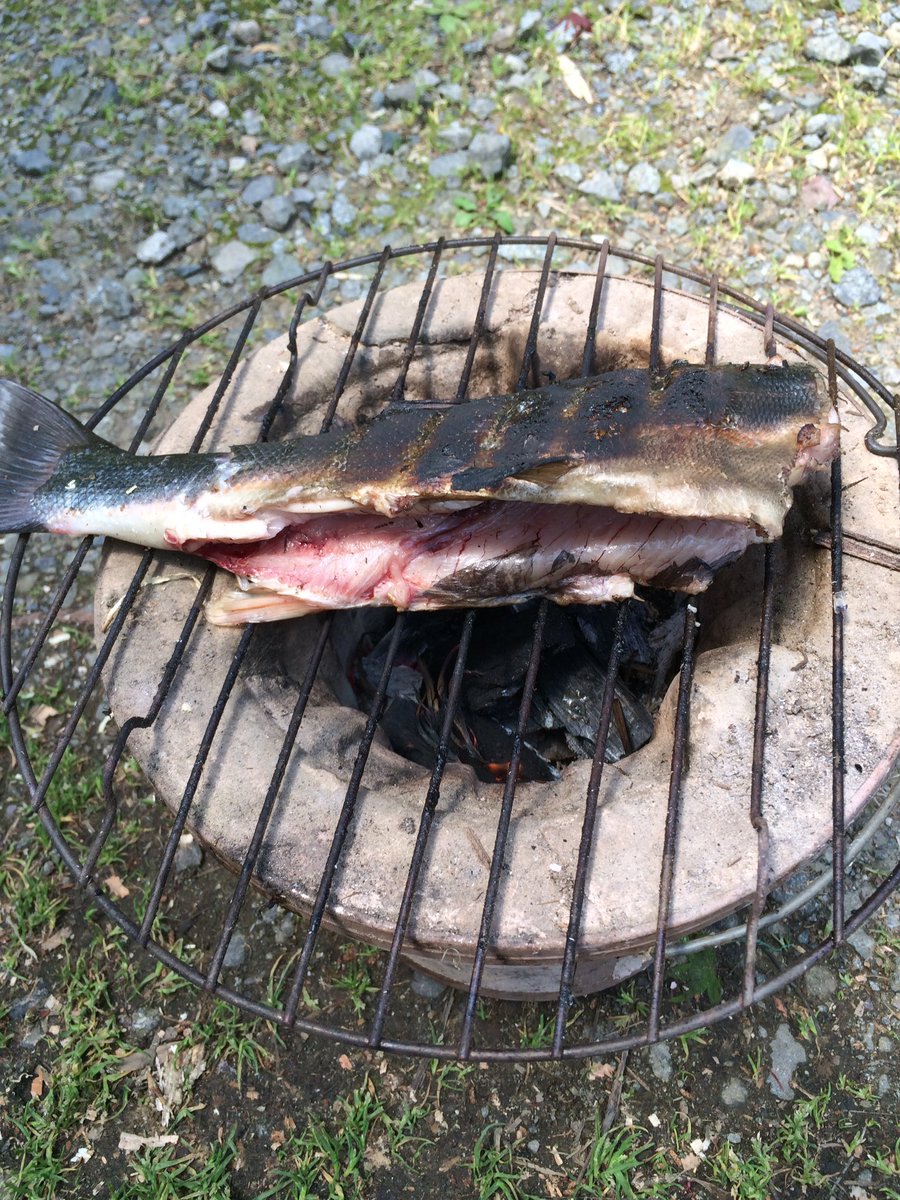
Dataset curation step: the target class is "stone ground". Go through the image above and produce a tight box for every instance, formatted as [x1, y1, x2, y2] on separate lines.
[1, 0, 899, 1197]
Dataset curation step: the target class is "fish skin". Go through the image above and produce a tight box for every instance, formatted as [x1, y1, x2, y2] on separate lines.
[1, 363, 835, 552]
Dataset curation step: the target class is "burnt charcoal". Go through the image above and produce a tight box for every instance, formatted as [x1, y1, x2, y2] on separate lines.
[341, 595, 669, 785]
[458, 712, 560, 783]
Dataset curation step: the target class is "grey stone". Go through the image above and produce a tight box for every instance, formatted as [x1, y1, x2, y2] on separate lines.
[805, 113, 842, 137]
[129, 1008, 162, 1037]
[87, 278, 135, 319]
[718, 159, 756, 188]
[241, 108, 263, 136]
[768, 1022, 806, 1100]
[626, 161, 661, 195]
[229, 18, 261, 45]
[852, 64, 886, 92]
[320, 52, 351, 79]
[414, 68, 440, 89]
[803, 963, 839, 1004]
[12, 148, 54, 176]
[850, 31, 888, 64]
[647, 1041, 673, 1082]
[295, 13, 333, 40]
[89, 168, 125, 195]
[847, 927, 877, 960]
[715, 123, 754, 163]
[10, 980, 50, 1021]
[428, 151, 468, 180]
[519, 9, 542, 35]
[578, 170, 621, 202]
[331, 193, 357, 228]
[804, 32, 852, 64]
[555, 161, 583, 185]
[173, 833, 204, 873]
[384, 80, 418, 106]
[469, 97, 496, 119]
[817, 320, 852, 354]
[349, 124, 382, 161]
[722, 1077, 748, 1106]
[135, 229, 177, 265]
[237, 222, 277, 245]
[855, 220, 882, 246]
[410, 970, 446, 1000]
[204, 45, 231, 71]
[241, 176, 277, 206]
[208, 98, 229, 120]
[223, 931, 247, 969]
[832, 266, 882, 309]
[437, 121, 472, 150]
[260, 193, 296, 231]
[261, 253, 303, 288]
[468, 132, 512, 179]
[162, 31, 187, 55]
[276, 142, 315, 173]
[211, 240, 257, 282]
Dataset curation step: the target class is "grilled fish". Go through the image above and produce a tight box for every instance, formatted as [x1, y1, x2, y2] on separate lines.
[0, 364, 837, 623]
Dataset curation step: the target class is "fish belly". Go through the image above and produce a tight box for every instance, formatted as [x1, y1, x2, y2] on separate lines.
[198, 501, 760, 624]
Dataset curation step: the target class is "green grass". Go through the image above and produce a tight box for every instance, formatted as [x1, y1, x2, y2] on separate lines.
[259, 1077, 429, 1199]
[108, 1132, 239, 1200]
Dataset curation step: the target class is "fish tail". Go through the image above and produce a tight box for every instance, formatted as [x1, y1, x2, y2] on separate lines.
[0, 378, 112, 532]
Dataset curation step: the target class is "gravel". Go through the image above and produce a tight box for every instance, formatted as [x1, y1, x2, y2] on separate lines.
[210, 241, 258, 282]
[832, 266, 883, 308]
[804, 32, 853, 64]
[626, 162, 661, 196]
[768, 1023, 807, 1101]
[241, 176, 277, 206]
[578, 170, 622, 202]
[349, 124, 383, 161]
[259, 194, 296, 231]
[467, 132, 512, 179]
[135, 229, 178, 265]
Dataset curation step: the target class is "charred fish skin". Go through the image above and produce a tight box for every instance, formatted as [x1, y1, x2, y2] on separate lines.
[0, 362, 835, 552]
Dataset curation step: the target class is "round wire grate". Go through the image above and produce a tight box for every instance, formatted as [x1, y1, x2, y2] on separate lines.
[2, 235, 899, 1061]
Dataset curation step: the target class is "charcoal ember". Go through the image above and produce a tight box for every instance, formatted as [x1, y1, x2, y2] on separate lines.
[345, 597, 667, 785]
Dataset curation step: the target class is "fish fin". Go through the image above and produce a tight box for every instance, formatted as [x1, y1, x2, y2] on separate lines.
[0, 379, 112, 533]
[512, 457, 576, 485]
[205, 586, 325, 625]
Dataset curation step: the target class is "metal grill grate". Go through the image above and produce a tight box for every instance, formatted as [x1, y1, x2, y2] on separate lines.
[2, 236, 899, 1061]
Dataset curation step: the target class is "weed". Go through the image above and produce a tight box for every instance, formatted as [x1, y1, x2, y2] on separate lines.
[670, 946, 723, 1005]
[573, 1120, 655, 1199]
[825, 227, 857, 284]
[108, 1130, 239, 1200]
[260, 1076, 428, 1198]
[453, 185, 515, 234]
[201, 1000, 271, 1087]
[469, 1123, 541, 1200]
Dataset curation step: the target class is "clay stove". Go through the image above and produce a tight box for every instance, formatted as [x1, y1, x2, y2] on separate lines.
[4, 238, 899, 1058]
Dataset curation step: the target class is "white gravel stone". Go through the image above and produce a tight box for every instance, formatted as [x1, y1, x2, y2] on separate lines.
[578, 170, 621, 202]
[718, 159, 756, 188]
[626, 161, 661, 195]
[208, 99, 229, 119]
[90, 167, 125, 195]
[721, 1078, 748, 1106]
[804, 32, 852, 64]
[135, 229, 177, 264]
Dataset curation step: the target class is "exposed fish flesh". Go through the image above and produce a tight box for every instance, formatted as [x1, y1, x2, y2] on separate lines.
[0, 364, 838, 623]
